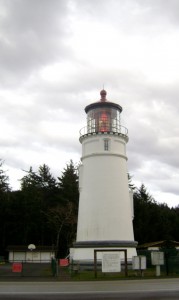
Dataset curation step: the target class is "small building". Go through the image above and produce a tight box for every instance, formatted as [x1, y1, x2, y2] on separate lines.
[7, 245, 56, 263]
[137, 240, 179, 251]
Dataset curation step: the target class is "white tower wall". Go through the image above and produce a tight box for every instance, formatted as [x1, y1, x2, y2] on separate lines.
[77, 135, 133, 241]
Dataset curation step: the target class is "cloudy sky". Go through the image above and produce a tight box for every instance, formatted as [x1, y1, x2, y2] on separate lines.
[0, 0, 179, 207]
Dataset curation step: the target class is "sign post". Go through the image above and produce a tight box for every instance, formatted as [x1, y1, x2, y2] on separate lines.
[151, 251, 164, 276]
[132, 256, 146, 276]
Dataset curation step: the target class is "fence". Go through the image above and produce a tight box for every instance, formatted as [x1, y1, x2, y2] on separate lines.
[1, 251, 179, 279]
[0, 261, 53, 278]
[137, 249, 179, 276]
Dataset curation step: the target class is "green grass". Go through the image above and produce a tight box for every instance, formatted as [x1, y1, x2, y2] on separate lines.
[69, 267, 179, 281]
[1, 262, 179, 281]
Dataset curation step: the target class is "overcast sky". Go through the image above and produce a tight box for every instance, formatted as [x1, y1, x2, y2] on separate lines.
[0, 0, 179, 207]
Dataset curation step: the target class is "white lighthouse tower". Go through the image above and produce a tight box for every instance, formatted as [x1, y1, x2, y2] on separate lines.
[72, 90, 137, 265]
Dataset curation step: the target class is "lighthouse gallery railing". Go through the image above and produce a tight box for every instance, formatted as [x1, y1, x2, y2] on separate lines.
[79, 124, 128, 138]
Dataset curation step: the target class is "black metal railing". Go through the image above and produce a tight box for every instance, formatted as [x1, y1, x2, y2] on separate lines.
[79, 124, 128, 138]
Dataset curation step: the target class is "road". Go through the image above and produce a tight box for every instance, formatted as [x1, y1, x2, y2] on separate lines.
[0, 278, 179, 299]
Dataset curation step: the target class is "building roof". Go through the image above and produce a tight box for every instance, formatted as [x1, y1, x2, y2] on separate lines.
[7, 245, 57, 252]
[85, 90, 122, 113]
[137, 240, 179, 249]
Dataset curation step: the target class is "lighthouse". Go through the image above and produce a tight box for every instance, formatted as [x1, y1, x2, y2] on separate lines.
[72, 90, 137, 265]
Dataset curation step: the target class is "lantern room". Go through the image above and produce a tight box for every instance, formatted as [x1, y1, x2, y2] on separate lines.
[85, 90, 123, 134]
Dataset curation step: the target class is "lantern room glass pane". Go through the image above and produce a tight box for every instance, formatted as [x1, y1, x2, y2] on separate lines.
[87, 107, 120, 133]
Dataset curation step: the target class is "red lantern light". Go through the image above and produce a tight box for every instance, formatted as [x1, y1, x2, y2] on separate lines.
[99, 112, 109, 132]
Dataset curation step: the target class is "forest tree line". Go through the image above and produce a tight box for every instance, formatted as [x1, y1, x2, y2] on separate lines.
[0, 159, 179, 258]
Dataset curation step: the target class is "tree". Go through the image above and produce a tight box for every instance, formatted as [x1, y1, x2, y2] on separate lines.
[133, 184, 178, 245]
[56, 160, 79, 256]
[20, 164, 59, 245]
[0, 160, 11, 254]
[3, 159, 179, 258]
[0, 160, 10, 193]
[133, 184, 158, 244]
[135, 184, 154, 204]
[20, 164, 57, 191]
[58, 160, 79, 212]
[44, 201, 76, 258]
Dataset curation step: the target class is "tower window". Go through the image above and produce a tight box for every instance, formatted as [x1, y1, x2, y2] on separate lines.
[104, 139, 109, 151]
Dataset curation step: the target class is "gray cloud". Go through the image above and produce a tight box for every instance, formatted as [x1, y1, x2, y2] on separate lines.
[0, 0, 179, 207]
[0, 0, 71, 86]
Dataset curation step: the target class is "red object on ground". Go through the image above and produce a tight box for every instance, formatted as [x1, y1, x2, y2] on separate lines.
[12, 262, 22, 272]
[59, 259, 69, 266]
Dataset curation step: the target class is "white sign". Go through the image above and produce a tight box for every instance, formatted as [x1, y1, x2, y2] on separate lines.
[132, 256, 146, 270]
[151, 252, 164, 265]
[102, 252, 121, 272]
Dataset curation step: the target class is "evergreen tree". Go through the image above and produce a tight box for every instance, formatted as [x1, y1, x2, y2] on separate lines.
[2, 159, 179, 256]
[58, 160, 79, 206]
[0, 160, 10, 193]
[20, 164, 59, 245]
[54, 160, 79, 256]
[133, 184, 157, 243]
[133, 184, 177, 244]
[136, 184, 154, 203]
[0, 160, 11, 254]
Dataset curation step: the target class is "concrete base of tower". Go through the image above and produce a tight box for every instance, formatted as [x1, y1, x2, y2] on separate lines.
[70, 240, 138, 269]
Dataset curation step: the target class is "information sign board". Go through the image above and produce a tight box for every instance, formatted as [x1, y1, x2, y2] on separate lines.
[102, 252, 121, 272]
[151, 251, 164, 265]
[132, 256, 146, 270]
